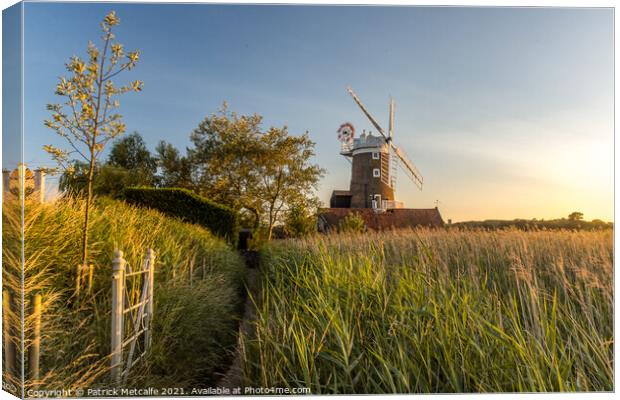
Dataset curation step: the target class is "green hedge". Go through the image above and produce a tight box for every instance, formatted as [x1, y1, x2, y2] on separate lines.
[122, 187, 238, 242]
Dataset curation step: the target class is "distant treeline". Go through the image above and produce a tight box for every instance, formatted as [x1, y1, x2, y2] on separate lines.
[452, 218, 613, 231]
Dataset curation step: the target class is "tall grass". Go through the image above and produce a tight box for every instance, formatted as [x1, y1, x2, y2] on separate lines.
[3, 196, 245, 391]
[241, 228, 613, 393]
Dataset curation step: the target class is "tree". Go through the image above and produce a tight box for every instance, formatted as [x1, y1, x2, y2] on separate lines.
[155, 141, 194, 188]
[568, 211, 584, 221]
[189, 105, 324, 239]
[60, 163, 151, 199]
[60, 133, 156, 198]
[255, 126, 324, 239]
[189, 105, 262, 218]
[43, 11, 142, 267]
[108, 131, 157, 178]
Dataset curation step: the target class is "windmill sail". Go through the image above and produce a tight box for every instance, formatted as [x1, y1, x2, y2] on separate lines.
[387, 98, 396, 187]
[346, 86, 423, 191]
[390, 149, 398, 188]
[392, 144, 423, 189]
[346, 87, 387, 139]
[388, 98, 395, 139]
[380, 152, 391, 187]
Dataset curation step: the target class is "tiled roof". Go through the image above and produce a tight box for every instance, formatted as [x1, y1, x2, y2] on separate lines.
[318, 208, 444, 231]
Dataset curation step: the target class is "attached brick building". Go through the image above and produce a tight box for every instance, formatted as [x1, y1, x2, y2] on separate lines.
[318, 207, 444, 232]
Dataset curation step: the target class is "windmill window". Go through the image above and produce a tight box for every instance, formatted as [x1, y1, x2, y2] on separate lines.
[373, 168, 381, 178]
[372, 151, 380, 160]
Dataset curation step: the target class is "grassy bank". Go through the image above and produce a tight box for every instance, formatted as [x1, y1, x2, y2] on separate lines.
[241, 229, 613, 393]
[3, 197, 245, 391]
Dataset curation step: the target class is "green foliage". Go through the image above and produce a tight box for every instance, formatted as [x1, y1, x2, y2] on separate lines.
[60, 132, 157, 198]
[95, 165, 155, 198]
[453, 217, 612, 231]
[108, 132, 157, 179]
[338, 212, 366, 233]
[60, 162, 154, 199]
[188, 103, 324, 238]
[3, 197, 245, 389]
[58, 160, 90, 194]
[155, 141, 193, 188]
[568, 211, 584, 221]
[284, 204, 317, 238]
[122, 187, 239, 242]
[243, 229, 613, 393]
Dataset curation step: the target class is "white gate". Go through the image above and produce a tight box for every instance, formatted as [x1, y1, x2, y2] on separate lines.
[110, 248, 156, 385]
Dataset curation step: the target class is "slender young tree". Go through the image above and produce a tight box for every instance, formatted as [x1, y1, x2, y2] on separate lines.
[44, 11, 142, 267]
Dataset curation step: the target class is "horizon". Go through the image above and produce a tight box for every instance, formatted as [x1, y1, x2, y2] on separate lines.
[6, 3, 613, 222]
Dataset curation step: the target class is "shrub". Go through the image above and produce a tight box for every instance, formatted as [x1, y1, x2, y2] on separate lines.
[284, 204, 317, 238]
[122, 187, 238, 242]
[338, 212, 366, 233]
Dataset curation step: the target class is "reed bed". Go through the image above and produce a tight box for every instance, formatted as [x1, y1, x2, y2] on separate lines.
[3, 196, 245, 391]
[241, 228, 613, 393]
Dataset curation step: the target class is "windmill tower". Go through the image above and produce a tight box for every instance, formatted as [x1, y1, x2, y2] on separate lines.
[331, 87, 424, 210]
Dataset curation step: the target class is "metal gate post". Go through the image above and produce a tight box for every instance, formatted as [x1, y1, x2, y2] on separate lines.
[111, 250, 126, 385]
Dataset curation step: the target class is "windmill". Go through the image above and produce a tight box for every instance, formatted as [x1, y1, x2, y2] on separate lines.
[330, 87, 423, 210]
[346, 86, 423, 189]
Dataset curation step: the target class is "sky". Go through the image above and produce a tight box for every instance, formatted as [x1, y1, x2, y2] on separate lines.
[7, 2, 614, 222]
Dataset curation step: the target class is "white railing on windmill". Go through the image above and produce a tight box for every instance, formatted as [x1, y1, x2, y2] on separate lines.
[340, 140, 353, 154]
[345, 86, 424, 191]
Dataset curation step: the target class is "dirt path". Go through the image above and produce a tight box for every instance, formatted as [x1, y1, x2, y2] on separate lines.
[216, 254, 261, 389]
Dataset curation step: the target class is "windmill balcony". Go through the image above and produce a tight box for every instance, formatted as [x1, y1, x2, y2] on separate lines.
[340, 141, 353, 155]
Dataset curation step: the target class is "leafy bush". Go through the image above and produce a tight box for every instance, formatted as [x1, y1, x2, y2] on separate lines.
[338, 212, 366, 233]
[284, 204, 317, 238]
[122, 187, 238, 242]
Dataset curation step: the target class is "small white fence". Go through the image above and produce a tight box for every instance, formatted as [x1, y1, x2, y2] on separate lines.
[110, 248, 156, 385]
[3, 249, 157, 388]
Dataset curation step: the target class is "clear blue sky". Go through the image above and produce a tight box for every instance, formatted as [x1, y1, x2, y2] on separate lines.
[16, 3, 613, 221]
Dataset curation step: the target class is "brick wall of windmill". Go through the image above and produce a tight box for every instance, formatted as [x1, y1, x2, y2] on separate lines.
[349, 151, 394, 208]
